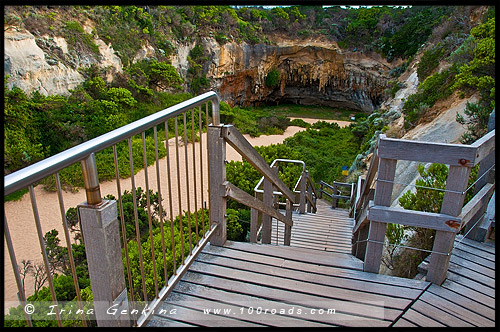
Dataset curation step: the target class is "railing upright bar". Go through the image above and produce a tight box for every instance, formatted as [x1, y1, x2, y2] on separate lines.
[174, 117, 185, 262]
[4, 213, 33, 327]
[142, 132, 159, 298]
[55, 173, 87, 327]
[183, 112, 193, 254]
[164, 120, 177, 274]
[28, 185, 63, 327]
[112, 145, 137, 323]
[199, 105, 206, 237]
[154, 127, 168, 284]
[191, 108, 200, 243]
[128, 138, 148, 301]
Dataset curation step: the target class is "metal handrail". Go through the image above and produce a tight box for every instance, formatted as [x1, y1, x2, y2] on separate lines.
[254, 159, 306, 195]
[4, 91, 220, 196]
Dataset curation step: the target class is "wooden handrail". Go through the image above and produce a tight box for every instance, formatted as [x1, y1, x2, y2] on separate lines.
[222, 125, 296, 204]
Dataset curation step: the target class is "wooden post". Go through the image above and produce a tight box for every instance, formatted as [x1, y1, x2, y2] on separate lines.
[284, 200, 292, 245]
[250, 207, 258, 243]
[426, 165, 471, 285]
[261, 166, 277, 243]
[208, 125, 227, 246]
[364, 158, 396, 273]
[465, 110, 495, 240]
[299, 171, 306, 214]
[78, 200, 131, 327]
[331, 184, 338, 208]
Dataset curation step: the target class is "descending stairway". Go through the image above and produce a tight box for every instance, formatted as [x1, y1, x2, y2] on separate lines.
[271, 199, 354, 254]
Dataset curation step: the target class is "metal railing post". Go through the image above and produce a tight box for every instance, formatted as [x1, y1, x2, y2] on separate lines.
[78, 154, 131, 327]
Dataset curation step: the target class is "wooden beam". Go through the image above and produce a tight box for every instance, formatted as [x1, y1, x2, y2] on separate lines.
[459, 183, 495, 229]
[284, 200, 292, 246]
[378, 135, 477, 167]
[364, 158, 396, 273]
[471, 129, 495, 165]
[299, 171, 306, 213]
[368, 206, 461, 232]
[353, 201, 372, 234]
[208, 125, 227, 246]
[261, 166, 276, 244]
[427, 165, 471, 285]
[222, 125, 296, 204]
[224, 182, 292, 227]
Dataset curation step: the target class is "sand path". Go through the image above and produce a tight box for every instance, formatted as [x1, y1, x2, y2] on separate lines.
[4, 119, 350, 312]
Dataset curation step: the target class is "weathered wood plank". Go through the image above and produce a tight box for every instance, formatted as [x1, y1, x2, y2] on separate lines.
[458, 183, 495, 229]
[392, 317, 419, 327]
[364, 157, 396, 273]
[203, 244, 429, 290]
[411, 299, 474, 327]
[261, 167, 276, 244]
[368, 205, 461, 232]
[455, 234, 496, 255]
[377, 135, 477, 166]
[147, 316, 197, 327]
[222, 241, 363, 271]
[470, 129, 495, 165]
[450, 247, 495, 270]
[448, 254, 495, 279]
[173, 282, 335, 327]
[224, 182, 292, 227]
[156, 294, 264, 327]
[284, 200, 292, 245]
[250, 207, 259, 243]
[447, 262, 495, 288]
[177, 279, 388, 327]
[399, 308, 446, 327]
[452, 244, 496, 263]
[445, 271, 495, 298]
[419, 289, 494, 327]
[183, 271, 394, 325]
[222, 125, 295, 203]
[427, 284, 495, 322]
[427, 165, 471, 285]
[196, 252, 425, 299]
[441, 280, 495, 309]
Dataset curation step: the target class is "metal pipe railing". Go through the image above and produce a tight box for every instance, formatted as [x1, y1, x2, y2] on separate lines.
[4, 91, 220, 196]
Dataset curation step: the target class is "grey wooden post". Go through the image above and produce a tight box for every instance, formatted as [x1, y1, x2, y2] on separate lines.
[208, 125, 227, 246]
[299, 171, 306, 214]
[426, 165, 471, 285]
[465, 109, 495, 240]
[364, 158, 396, 273]
[250, 206, 258, 243]
[261, 166, 277, 244]
[284, 200, 292, 245]
[78, 154, 131, 327]
[331, 184, 338, 208]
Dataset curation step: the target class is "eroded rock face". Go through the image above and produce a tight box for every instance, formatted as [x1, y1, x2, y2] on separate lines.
[202, 39, 394, 112]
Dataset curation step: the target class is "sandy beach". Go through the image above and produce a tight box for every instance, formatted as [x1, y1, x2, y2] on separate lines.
[4, 119, 350, 313]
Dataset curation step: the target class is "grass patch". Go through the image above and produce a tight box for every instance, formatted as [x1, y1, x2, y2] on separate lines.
[5, 188, 29, 202]
[253, 104, 357, 121]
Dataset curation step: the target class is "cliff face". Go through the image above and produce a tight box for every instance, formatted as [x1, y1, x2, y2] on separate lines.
[5, 23, 394, 113]
[203, 38, 393, 112]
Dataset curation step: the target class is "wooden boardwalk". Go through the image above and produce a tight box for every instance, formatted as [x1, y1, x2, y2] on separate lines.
[147, 203, 495, 327]
[271, 200, 353, 254]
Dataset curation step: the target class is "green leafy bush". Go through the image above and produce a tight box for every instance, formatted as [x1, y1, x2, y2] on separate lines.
[265, 69, 280, 87]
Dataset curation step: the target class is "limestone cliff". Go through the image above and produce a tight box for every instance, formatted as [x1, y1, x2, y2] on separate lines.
[201, 38, 393, 112]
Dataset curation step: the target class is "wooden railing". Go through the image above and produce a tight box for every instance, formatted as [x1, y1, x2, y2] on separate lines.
[319, 180, 354, 209]
[351, 129, 495, 285]
[208, 126, 297, 247]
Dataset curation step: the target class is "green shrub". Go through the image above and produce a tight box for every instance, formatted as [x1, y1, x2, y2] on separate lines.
[265, 69, 280, 87]
[417, 44, 445, 81]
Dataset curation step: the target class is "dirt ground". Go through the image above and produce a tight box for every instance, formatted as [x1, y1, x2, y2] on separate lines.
[3, 119, 351, 313]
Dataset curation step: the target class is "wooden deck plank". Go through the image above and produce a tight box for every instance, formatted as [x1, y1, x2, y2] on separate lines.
[147, 317, 198, 327]
[441, 280, 495, 309]
[419, 290, 494, 327]
[451, 247, 496, 269]
[398, 308, 446, 327]
[271, 229, 352, 243]
[197, 251, 425, 299]
[204, 244, 429, 289]
[222, 241, 364, 271]
[455, 235, 496, 254]
[452, 241, 496, 262]
[446, 270, 495, 298]
[173, 281, 336, 327]
[153, 296, 265, 327]
[427, 284, 495, 322]
[447, 262, 495, 288]
[392, 317, 419, 327]
[449, 254, 495, 279]
[182, 271, 392, 326]
[411, 300, 474, 327]
[188, 260, 412, 312]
